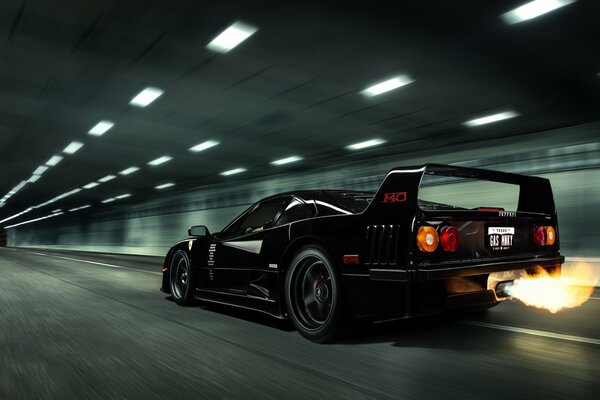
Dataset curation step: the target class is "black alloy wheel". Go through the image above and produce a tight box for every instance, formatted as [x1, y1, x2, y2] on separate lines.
[285, 246, 343, 343]
[170, 250, 195, 306]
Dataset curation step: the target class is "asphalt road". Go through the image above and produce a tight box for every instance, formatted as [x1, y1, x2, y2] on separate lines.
[1, 247, 598, 400]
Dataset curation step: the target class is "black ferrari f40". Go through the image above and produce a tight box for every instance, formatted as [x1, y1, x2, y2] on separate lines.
[161, 164, 564, 342]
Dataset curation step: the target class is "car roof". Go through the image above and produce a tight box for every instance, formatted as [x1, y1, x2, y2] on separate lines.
[258, 189, 374, 203]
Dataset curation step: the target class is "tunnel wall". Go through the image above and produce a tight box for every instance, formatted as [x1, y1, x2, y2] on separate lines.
[6, 124, 600, 258]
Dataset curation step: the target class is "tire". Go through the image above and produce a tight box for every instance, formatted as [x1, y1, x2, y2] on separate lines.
[284, 245, 343, 343]
[169, 250, 195, 306]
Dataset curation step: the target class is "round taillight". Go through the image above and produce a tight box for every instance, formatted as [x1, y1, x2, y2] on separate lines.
[533, 226, 546, 246]
[439, 226, 460, 252]
[417, 226, 439, 253]
[546, 226, 556, 246]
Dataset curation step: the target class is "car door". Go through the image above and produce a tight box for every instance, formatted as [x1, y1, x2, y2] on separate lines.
[246, 196, 317, 301]
[205, 197, 291, 296]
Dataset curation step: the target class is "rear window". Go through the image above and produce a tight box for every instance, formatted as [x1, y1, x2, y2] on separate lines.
[322, 191, 374, 214]
[275, 198, 315, 225]
[418, 174, 519, 211]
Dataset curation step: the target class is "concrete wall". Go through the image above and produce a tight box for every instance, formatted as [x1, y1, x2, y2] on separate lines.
[7, 123, 600, 258]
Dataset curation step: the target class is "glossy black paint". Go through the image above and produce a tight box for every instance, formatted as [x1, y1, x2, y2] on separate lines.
[161, 164, 564, 322]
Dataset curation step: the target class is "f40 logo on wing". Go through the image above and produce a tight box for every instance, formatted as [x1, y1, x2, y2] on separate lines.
[382, 192, 407, 203]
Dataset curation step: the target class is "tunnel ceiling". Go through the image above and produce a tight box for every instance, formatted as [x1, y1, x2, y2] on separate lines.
[1, 0, 600, 224]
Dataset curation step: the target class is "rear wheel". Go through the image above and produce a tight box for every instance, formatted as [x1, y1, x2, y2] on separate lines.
[285, 246, 343, 343]
[170, 250, 195, 306]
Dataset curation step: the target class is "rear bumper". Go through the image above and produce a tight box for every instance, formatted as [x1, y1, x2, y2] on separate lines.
[368, 255, 564, 282]
[414, 255, 564, 281]
[361, 255, 564, 320]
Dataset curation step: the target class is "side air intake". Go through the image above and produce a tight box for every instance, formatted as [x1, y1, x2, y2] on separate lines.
[365, 225, 400, 266]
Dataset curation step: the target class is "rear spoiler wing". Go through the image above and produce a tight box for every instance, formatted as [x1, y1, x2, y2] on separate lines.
[363, 163, 556, 221]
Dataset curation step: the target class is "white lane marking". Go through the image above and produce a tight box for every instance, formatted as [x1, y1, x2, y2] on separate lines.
[461, 321, 600, 345]
[24, 251, 162, 275]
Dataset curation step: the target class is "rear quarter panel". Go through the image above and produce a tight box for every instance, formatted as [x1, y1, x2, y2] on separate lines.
[287, 214, 409, 319]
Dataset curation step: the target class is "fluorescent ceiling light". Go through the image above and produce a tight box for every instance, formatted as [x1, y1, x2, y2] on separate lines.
[119, 167, 139, 175]
[101, 198, 115, 204]
[0, 207, 34, 224]
[33, 200, 52, 208]
[28, 175, 41, 183]
[52, 209, 62, 213]
[33, 165, 49, 175]
[501, 0, 575, 24]
[206, 21, 258, 53]
[362, 75, 414, 97]
[463, 111, 519, 127]
[69, 205, 91, 212]
[4, 212, 62, 229]
[189, 140, 220, 152]
[98, 174, 117, 183]
[88, 120, 114, 136]
[130, 87, 164, 107]
[147, 156, 172, 166]
[155, 182, 175, 190]
[45, 155, 63, 167]
[11, 181, 27, 193]
[83, 182, 100, 189]
[220, 167, 247, 176]
[63, 141, 84, 154]
[33, 199, 55, 208]
[40, 188, 82, 206]
[271, 156, 303, 166]
[115, 193, 131, 200]
[1, 180, 29, 204]
[346, 138, 387, 150]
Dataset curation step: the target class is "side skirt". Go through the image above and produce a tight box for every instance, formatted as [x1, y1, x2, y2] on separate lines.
[194, 288, 285, 319]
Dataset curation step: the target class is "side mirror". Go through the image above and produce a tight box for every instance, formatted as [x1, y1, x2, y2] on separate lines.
[188, 225, 209, 237]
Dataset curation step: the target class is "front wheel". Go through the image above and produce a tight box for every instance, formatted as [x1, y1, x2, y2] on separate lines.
[170, 250, 195, 306]
[285, 246, 343, 343]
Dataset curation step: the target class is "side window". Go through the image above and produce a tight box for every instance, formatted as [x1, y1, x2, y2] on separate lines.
[229, 198, 290, 236]
[275, 198, 315, 225]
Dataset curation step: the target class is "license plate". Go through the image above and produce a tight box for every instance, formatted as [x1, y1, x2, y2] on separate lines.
[487, 227, 514, 250]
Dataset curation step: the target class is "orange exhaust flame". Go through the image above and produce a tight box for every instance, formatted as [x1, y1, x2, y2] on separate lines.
[506, 262, 599, 313]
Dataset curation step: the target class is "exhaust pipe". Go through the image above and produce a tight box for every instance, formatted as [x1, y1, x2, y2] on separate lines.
[495, 280, 514, 298]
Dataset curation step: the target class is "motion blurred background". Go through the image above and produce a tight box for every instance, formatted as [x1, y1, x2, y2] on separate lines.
[1, 0, 599, 257]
